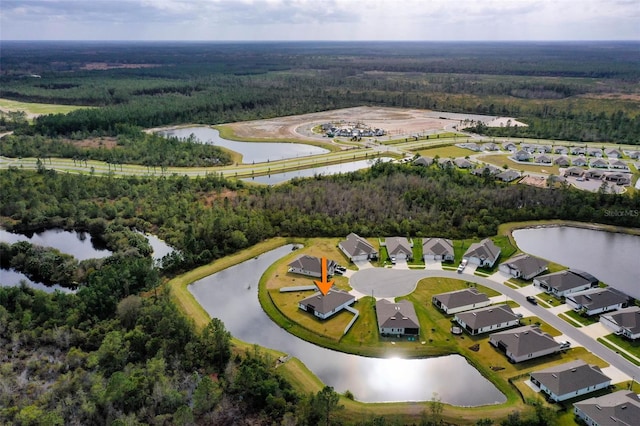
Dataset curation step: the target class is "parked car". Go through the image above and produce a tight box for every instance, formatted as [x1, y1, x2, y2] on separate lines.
[457, 259, 468, 273]
[560, 341, 571, 349]
[526, 296, 538, 305]
[390, 257, 396, 265]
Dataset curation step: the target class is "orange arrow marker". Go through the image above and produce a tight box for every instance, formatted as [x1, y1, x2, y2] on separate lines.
[314, 257, 334, 296]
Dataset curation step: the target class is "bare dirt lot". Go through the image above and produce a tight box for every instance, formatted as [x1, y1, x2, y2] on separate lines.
[222, 106, 524, 142]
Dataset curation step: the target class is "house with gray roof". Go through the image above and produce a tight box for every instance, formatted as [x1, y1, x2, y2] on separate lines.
[496, 169, 521, 182]
[339, 233, 378, 262]
[454, 157, 474, 169]
[454, 304, 520, 335]
[571, 146, 587, 155]
[533, 269, 599, 298]
[514, 150, 532, 161]
[587, 147, 604, 157]
[605, 148, 622, 158]
[626, 150, 640, 159]
[566, 287, 629, 316]
[535, 154, 552, 164]
[438, 158, 454, 168]
[604, 172, 631, 185]
[554, 156, 570, 167]
[422, 238, 454, 262]
[499, 254, 548, 280]
[574, 390, 640, 426]
[376, 299, 420, 337]
[502, 142, 517, 152]
[413, 156, 434, 167]
[463, 238, 501, 268]
[609, 159, 628, 170]
[458, 142, 481, 152]
[564, 166, 585, 177]
[590, 158, 609, 168]
[482, 142, 499, 151]
[489, 325, 562, 363]
[572, 156, 588, 167]
[298, 289, 355, 320]
[585, 169, 606, 179]
[554, 146, 569, 155]
[600, 306, 640, 340]
[384, 237, 413, 261]
[472, 164, 501, 176]
[288, 255, 337, 278]
[530, 360, 611, 402]
[432, 288, 491, 315]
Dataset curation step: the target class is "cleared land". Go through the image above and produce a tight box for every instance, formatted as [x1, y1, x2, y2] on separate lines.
[0, 98, 89, 118]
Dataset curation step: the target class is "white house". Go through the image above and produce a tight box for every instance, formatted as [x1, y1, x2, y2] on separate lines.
[530, 360, 611, 402]
[298, 290, 355, 320]
[489, 325, 562, 363]
[499, 254, 548, 280]
[432, 288, 491, 315]
[422, 238, 454, 262]
[384, 236, 413, 261]
[565, 287, 629, 316]
[574, 391, 640, 426]
[533, 269, 598, 298]
[288, 255, 337, 278]
[463, 238, 501, 267]
[376, 299, 420, 337]
[338, 233, 378, 262]
[600, 306, 640, 340]
[454, 304, 520, 335]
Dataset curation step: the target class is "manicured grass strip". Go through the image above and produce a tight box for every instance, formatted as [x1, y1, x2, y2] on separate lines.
[561, 310, 599, 326]
[558, 313, 584, 328]
[598, 338, 640, 366]
[599, 333, 640, 360]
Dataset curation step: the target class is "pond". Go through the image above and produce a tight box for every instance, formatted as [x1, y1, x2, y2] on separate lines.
[159, 127, 329, 164]
[0, 268, 74, 294]
[0, 228, 112, 261]
[189, 245, 506, 405]
[512, 226, 640, 299]
[243, 157, 394, 185]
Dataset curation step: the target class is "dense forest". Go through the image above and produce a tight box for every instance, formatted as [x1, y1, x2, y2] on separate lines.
[1, 41, 640, 425]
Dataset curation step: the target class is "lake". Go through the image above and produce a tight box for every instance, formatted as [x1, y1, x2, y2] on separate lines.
[512, 226, 640, 299]
[159, 127, 329, 164]
[189, 244, 505, 405]
[243, 157, 394, 185]
[0, 228, 112, 261]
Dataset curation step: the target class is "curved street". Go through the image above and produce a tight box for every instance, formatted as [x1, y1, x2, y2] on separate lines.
[349, 265, 640, 381]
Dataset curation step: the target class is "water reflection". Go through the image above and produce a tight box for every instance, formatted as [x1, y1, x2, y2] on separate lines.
[189, 245, 505, 405]
[0, 268, 74, 294]
[160, 127, 329, 164]
[243, 158, 394, 185]
[0, 228, 111, 261]
[513, 226, 640, 299]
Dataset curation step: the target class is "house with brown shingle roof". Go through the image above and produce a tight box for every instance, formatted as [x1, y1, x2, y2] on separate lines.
[376, 299, 420, 337]
[463, 238, 501, 267]
[298, 289, 355, 320]
[574, 390, 640, 426]
[432, 288, 491, 314]
[499, 254, 548, 280]
[454, 304, 520, 335]
[422, 238, 454, 262]
[600, 306, 640, 340]
[339, 233, 378, 262]
[489, 325, 562, 363]
[530, 360, 611, 402]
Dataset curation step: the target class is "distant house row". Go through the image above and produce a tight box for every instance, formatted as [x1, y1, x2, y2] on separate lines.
[413, 156, 522, 182]
[564, 167, 631, 185]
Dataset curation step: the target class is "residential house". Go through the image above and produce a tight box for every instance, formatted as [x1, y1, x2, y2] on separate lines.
[572, 156, 588, 167]
[376, 299, 420, 337]
[489, 325, 562, 363]
[288, 255, 337, 278]
[574, 391, 640, 426]
[609, 159, 628, 170]
[604, 172, 631, 185]
[533, 269, 599, 298]
[502, 142, 517, 152]
[482, 142, 499, 151]
[590, 158, 608, 168]
[570, 146, 586, 156]
[298, 289, 355, 320]
[554, 156, 570, 167]
[514, 150, 532, 161]
[413, 156, 434, 167]
[554, 146, 569, 155]
[530, 360, 611, 402]
[499, 254, 548, 280]
[626, 150, 640, 159]
[454, 157, 474, 169]
[459, 142, 481, 152]
[438, 158, 454, 168]
[587, 147, 603, 157]
[600, 306, 640, 340]
[471, 164, 501, 176]
[520, 144, 536, 153]
[463, 238, 501, 267]
[384, 237, 413, 261]
[535, 154, 552, 164]
[339, 233, 378, 262]
[564, 166, 585, 177]
[605, 148, 622, 158]
[454, 304, 520, 335]
[432, 288, 491, 315]
[585, 169, 606, 180]
[566, 287, 629, 316]
[422, 238, 454, 262]
[496, 169, 521, 182]
[540, 144, 553, 153]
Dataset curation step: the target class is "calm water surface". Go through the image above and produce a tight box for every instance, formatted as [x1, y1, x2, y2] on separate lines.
[513, 226, 640, 299]
[0, 228, 111, 260]
[0, 269, 74, 293]
[189, 245, 505, 405]
[160, 127, 329, 164]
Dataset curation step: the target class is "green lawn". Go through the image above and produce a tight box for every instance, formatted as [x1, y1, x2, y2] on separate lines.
[0, 98, 90, 116]
[415, 145, 474, 159]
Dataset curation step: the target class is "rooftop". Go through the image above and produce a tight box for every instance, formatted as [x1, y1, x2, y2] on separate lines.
[433, 288, 490, 310]
[530, 360, 610, 396]
[376, 299, 419, 330]
[456, 304, 518, 330]
[299, 289, 355, 315]
[574, 390, 640, 426]
[500, 253, 548, 278]
[490, 325, 560, 358]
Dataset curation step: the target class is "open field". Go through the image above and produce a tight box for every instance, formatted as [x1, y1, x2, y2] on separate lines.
[0, 98, 89, 118]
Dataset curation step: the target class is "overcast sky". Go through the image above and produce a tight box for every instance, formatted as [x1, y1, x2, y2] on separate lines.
[2, 0, 638, 41]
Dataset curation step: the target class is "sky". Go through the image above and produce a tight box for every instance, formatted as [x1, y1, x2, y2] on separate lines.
[1, 0, 639, 41]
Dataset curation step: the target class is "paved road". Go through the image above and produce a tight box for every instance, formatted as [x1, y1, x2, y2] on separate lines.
[350, 267, 640, 380]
